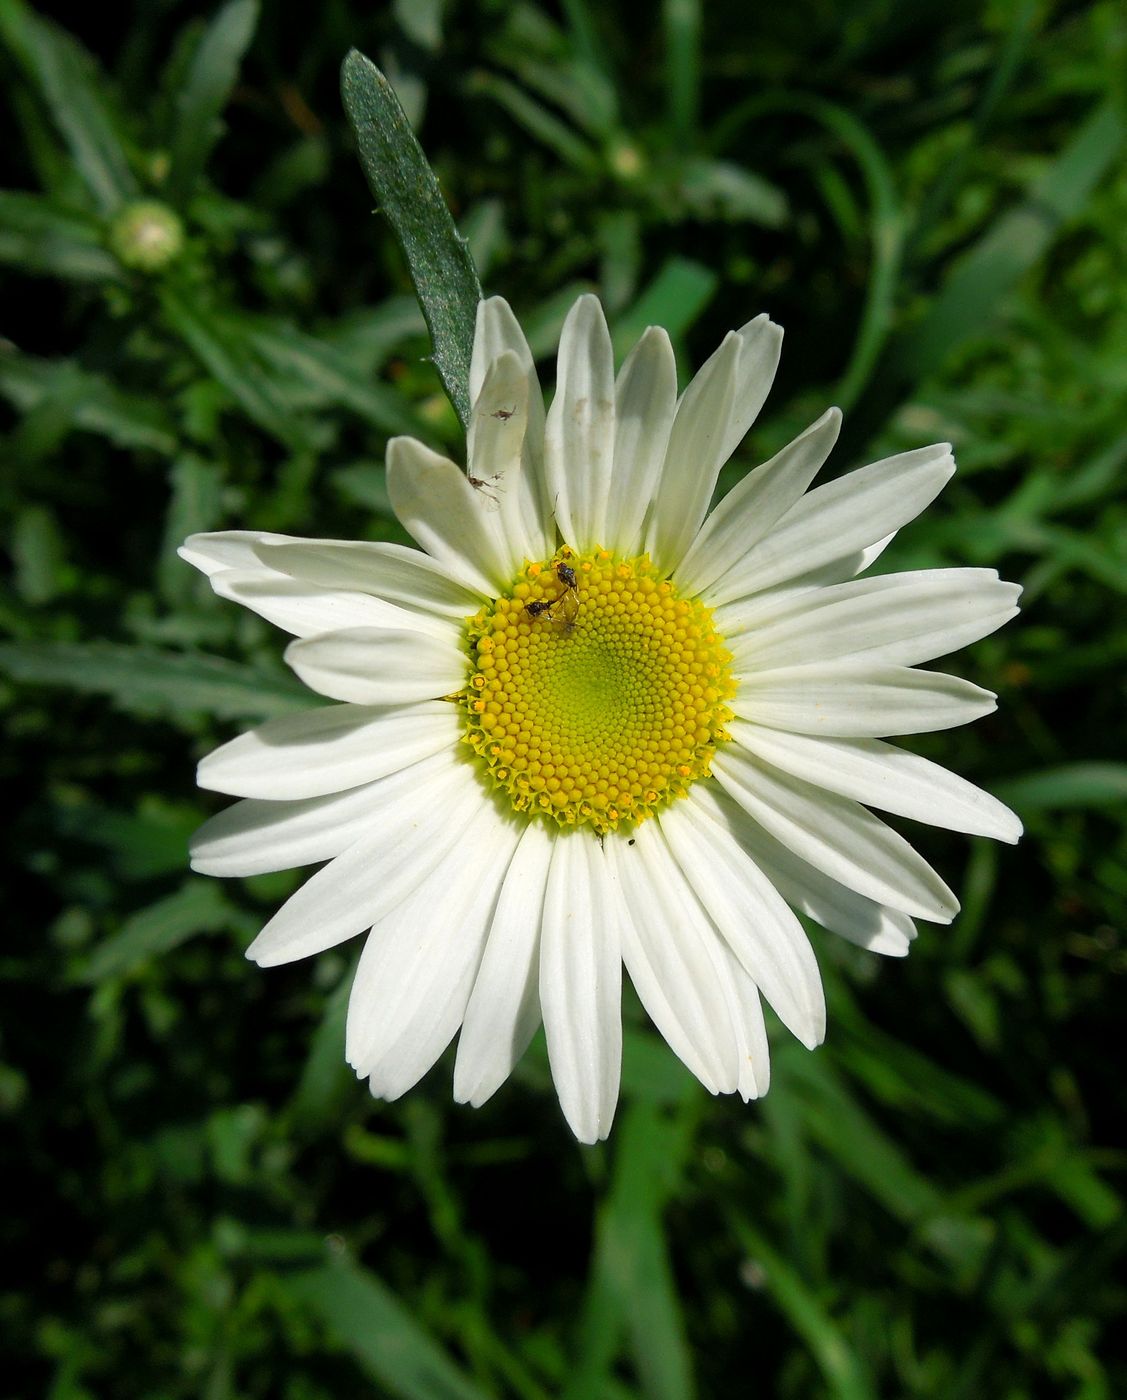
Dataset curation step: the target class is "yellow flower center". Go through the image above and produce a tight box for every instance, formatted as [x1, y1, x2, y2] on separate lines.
[460, 549, 736, 836]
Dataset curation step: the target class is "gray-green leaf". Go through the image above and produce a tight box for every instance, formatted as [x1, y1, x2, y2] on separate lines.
[341, 49, 482, 430]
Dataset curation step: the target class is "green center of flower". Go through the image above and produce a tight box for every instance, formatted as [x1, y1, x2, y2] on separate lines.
[460, 549, 736, 835]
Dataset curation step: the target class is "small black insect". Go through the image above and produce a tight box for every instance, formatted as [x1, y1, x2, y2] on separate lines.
[524, 599, 555, 619]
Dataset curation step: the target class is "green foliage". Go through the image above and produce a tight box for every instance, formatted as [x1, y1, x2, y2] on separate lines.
[2, 1, 1125, 1398]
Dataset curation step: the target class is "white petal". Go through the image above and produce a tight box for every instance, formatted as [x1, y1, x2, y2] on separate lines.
[731, 723, 1022, 843]
[469, 296, 546, 457]
[604, 327, 678, 556]
[210, 568, 456, 642]
[701, 785, 917, 955]
[191, 778, 398, 878]
[453, 822, 554, 1107]
[543, 294, 616, 552]
[253, 538, 482, 618]
[245, 755, 482, 966]
[610, 823, 739, 1094]
[722, 569, 1022, 669]
[197, 700, 460, 800]
[179, 529, 295, 578]
[730, 661, 998, 736]
[709, 443, 955, 604]
[347, 803, 521, 1097]
[644, 331, 739, 573]
[468, 296, 553, 560]
[466, 349, 536, 571]
[386, 436, 510, 595]
[718, 946, 771, 1099]
[801, 531, 898, 588]
[539, 833, 622, 1144]
[712, 746, 959, 923]
[675, 407, 841, 598]
[284, 626, 465, 705]
[659, 797, 826, 1049]
[647, 315, 783, 575]
[718, 315, 786, 468]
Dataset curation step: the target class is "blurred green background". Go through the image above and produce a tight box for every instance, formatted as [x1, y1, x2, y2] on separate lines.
[2, 0, 1125, 1395]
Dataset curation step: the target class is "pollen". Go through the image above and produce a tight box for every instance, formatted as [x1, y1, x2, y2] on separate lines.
[459, 550, 736, 836]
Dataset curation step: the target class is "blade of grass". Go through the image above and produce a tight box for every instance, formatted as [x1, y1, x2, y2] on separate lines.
[898, 100, 1126, 382]
[565, 1100, 698, 1400]
[0, 0, 138, 214]
[341, 50, 482, 430]
[0, 642, 314, 721]
[727, 1215, 877, 1400]
[159, 286, 315, 450]
[612, 256, 718, 363]
[283, 1258, 493, 1400]
[168, 0, 259, 206]
[78, 880, 236, 983]
[663, 0, 701, 144]
[993, 763, 1127, 812]
[712, 92, 902, 411]
[0, 191, 122, 281]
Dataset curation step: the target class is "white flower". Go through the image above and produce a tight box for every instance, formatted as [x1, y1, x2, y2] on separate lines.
[181, 294, 1021, 1143]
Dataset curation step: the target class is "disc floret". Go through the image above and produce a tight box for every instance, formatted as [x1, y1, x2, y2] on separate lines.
[461, 550, 736, 835]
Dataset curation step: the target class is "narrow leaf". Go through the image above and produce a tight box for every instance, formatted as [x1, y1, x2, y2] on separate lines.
[0, 190, 121, 281]
[159, 285, 315, 449]
[0, 351, 177, 454]
[79, 880, 235, 983]
[168, 0, 260, 205]
[0, 641, 314, 721]
[0, 0, 138, 213]
[341, 49, 482, 429]
[994, 763, 1127, 812]
[282, 1260, 492, 1400]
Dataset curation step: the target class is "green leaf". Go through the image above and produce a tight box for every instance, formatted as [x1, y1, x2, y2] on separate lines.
[341, 50, 482, 430]
[168, 0, 259, 206]
[159, 285, 316, 450]
[679, 156, 787, 228]
[0, 190, 121, 281]
[79, 880, 234, 983]
[0, 351, 177, 454]
[245, 319, 429, 436]
[899, 100, 1126, 381]
[565, 1100, 697, 1400]
[0, 0, 138, 214]
[612, 256, 718, 362]
[663, 0, 701, 143]
[11, 504, 66, 605]
[286, 966, 354, 1133]
[158, 456, 226, 602]
[282, 1259, 492, 1400]
[727, 1215, 877, 1400]
[994, 763, 1127, 812]
[466, 69, 600, 173]
[0, 642, 314, 721]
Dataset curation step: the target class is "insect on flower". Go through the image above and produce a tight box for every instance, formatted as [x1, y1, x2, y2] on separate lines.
[467, 471, 503, 510]
[524, 559, 581, 632]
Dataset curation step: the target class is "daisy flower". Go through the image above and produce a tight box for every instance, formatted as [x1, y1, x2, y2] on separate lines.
[181, 294, 1021, 1143]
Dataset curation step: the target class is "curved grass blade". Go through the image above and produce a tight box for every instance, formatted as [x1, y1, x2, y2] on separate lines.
[168, 0, 259, 206]
[0, 0, 138, 214]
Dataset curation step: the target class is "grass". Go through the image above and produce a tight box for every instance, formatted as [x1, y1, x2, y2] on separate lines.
[1, 0, 1125, 1395]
